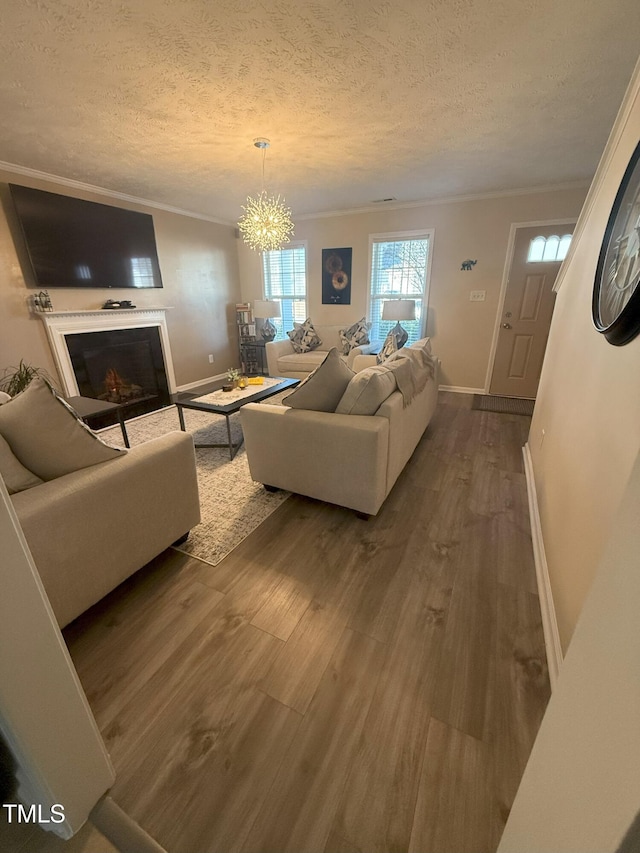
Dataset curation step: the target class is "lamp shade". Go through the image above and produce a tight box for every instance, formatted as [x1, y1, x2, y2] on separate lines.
[253, 299, 281, 319]
[381, 299, 416, 322]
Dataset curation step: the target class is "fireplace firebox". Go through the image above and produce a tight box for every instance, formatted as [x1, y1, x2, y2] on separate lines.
[65, 327, 171, 425]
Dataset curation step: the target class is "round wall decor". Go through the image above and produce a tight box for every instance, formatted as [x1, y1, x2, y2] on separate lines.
[592, 140, 640, 346]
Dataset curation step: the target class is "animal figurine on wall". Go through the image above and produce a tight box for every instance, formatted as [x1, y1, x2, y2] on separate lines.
[461, 259, 477, 271]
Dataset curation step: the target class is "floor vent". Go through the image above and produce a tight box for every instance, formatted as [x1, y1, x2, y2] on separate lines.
[472, 395, 535, 416]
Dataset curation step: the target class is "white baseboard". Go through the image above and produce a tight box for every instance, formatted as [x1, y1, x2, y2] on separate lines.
[439, 384, 485, 394]
[522, 442, 563, 691]
[176, 373, 226, 392]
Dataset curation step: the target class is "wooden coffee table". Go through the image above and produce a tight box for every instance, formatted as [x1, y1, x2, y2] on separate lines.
[173, 377, 299, 459]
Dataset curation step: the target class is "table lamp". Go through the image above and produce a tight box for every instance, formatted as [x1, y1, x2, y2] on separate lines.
[253, 300, 281, 342]
[381, 299, 415, 348]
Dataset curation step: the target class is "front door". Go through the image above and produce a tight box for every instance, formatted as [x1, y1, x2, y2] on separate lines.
[490, 223, 574, 399]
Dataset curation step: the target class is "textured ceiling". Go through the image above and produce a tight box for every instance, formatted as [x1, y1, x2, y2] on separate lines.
[1, 0, 639, 222]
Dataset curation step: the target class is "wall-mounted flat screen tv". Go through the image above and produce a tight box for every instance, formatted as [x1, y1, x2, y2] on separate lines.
[9, 184, 164, 289]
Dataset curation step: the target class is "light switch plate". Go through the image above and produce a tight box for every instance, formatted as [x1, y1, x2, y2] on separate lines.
[470, 290, 486, 301]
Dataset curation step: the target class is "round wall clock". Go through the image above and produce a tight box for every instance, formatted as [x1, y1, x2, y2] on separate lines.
[593, 140, 640, 346]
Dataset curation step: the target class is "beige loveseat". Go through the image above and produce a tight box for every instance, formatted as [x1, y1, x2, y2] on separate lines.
[1, 380, 200, 627]
[242, 338, 439, 516]
[265, 324, 380, 379]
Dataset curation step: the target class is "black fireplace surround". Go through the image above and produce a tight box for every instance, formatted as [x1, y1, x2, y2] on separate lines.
[66, 327, 171, 426]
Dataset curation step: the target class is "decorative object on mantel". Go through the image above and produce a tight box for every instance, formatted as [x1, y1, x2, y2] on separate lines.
[461, 259, 477, 271]
[102, 299, 136, 309]
[237, 138, 294, 252]
[31, 290, 53, 312]
[592, 139, 640, 346]
[322, 248, 352, 304]
[253, 299, 281, 341]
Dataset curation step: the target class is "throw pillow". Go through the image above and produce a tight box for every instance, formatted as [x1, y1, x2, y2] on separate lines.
[338, 317, 371, 354]
[0, 378, 126, 481]
[335, 367, 398, 416]
[376, 329, 400, 364]
[0, 433, 44, 494]
[283, 348, 354, 412]
[410, 337, 433, 355]
[287, 318, 322, 353]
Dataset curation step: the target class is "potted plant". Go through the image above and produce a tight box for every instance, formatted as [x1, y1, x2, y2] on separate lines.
[223, 367, 240, 391]
[0, 360, 52, 397]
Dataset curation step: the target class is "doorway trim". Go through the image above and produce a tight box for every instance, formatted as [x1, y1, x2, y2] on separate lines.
[484, 218, 578, 394]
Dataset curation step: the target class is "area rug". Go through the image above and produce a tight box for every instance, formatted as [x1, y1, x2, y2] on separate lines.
[98, 404, 290, 566]
[472, 394, 535, 416]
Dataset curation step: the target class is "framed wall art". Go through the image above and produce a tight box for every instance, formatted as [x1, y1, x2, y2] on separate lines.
[322, 247, 352, 304]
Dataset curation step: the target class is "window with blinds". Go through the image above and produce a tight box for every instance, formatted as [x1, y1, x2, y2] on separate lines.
[262, 244, 307, 338]
[369, 234, 431, 344]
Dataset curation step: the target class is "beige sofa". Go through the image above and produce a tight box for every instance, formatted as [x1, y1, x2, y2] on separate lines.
[1, 379, 200, 627]
[12, 432, 201, 627]
[241, 339, 439, 516]
[265, 324, 380, 379]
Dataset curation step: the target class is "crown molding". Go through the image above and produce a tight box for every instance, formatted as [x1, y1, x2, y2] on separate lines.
[295, 180, 591, 221]
[0, 158, 591, 228]
[0, 160, 233, 226]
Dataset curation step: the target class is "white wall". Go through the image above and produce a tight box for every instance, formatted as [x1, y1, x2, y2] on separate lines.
[0, 478, 114, 839]
[498, 56, 640, 853]
[528, 63, 640, 652]
[498, 449, 640, 852]
[238, 186, 587, 390]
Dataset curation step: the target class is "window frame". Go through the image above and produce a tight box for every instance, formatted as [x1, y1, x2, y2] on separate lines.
[527, 233, 573, 263]
[261, 241, 308, 339]
[366, 229, 434, 345]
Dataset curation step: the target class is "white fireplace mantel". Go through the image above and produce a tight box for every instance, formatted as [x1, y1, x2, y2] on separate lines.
[38, 308, 177, 396]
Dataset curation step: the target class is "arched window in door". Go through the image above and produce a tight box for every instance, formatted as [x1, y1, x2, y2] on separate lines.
[527, 234, 572, 263]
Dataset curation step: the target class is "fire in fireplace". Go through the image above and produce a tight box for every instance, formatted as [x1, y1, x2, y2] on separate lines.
[83, 339, 157, 405]
[101, 368, 144, 403]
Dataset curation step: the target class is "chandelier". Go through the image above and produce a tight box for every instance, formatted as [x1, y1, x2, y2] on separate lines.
[238, 138, 294, 252]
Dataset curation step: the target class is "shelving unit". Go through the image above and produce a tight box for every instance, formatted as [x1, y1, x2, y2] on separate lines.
[235, 303, 266, 375]
[240, 340, 268, 375]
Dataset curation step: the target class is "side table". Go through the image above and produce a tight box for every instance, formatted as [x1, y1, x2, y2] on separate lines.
[66, 396, 130, 448]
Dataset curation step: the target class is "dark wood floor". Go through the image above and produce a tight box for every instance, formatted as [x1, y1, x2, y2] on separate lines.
[62, 391, 549, 853]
